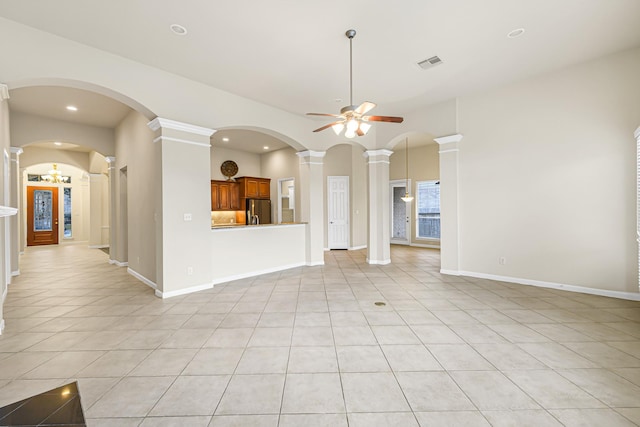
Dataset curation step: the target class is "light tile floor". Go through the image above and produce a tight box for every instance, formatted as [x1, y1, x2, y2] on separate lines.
[1, 244, 640, 426]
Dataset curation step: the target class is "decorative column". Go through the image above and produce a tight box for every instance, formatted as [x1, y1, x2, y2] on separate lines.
[88, 173, 105, 248]
[105, 157, 117, 264]
[148, 118, 215, 298]
[636, 126, 640, 291]
[364, 149, 393, 265]
[9, 147, 22, 277]
[434, 134, 463, 275]
[297, 150, 326, 266]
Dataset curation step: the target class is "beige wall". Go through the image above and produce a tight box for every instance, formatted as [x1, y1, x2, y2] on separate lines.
[211, 146, 261, 181]
[0, 91, 10, 329]
[324, 144, 368, 249]
[114, 110, 156, 283]
[457, 47, 640, 293]
[10, 111, 115, 155]
[261, 147, 300, 224]
[389, 143, 440, 246]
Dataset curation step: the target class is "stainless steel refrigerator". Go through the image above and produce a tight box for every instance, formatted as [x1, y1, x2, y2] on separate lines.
[246, 199, 271, 225]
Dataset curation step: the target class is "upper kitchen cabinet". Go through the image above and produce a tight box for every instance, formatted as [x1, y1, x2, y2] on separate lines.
[211, 180, 241, 210]
[237, 177, 271, 199]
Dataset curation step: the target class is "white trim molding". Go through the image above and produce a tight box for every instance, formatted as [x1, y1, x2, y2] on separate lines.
[156, 282, 214, 299]
[636, 126, 640, 292]
[212, 262, 308, 286]
[459, 270, 640, 302]
[0, 84, 9, 100]
[109, 259, 128, 267]
[11, 270, 19, 277]
[152, 135, 211, 148]
[366, 258, 391, 265]
[434, 134, 464, 145]
[349, 245, 367, 251]
[127, 267, 157, 291]
[9, 147, 23, 156]
[147, 117, 215, 136]
[105, 156, 116, 164]
[297, 150, 326, 158]
[363, 149, 393, 158]
[0, 319, 4, 335]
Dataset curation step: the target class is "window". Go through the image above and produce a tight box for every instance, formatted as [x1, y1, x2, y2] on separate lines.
[63, 187, 72, 238]
[416, 180, 440, 239]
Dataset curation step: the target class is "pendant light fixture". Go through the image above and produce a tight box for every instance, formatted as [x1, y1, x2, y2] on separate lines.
[401, 138, 414, 202]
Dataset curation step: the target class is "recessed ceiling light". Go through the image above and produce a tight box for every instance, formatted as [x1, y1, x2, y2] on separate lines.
[222, 137, 230, 142]
[507, 28, 525, 38]
[66, 105, 78, 111]
[54, 142, 62, 146]
[263, 146, 269, 150]
[170, 24, 188, 36]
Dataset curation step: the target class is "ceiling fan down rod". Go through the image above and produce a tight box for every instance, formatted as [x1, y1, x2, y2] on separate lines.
[346, 29, 356, 108]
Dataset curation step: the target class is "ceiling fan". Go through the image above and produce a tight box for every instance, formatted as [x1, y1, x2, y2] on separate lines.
[307, 29, 404, 138]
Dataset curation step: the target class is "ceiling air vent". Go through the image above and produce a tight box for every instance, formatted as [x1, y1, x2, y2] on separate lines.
[418, 56, 443, 70]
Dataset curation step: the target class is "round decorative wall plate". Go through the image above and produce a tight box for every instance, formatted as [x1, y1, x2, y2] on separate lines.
[220, 160, 238, 180]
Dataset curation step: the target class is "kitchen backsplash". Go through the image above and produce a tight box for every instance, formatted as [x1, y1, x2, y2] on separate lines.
[211, 211, 238, 225]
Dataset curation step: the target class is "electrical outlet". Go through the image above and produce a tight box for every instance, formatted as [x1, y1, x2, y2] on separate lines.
[184, 213, 192, 221]
[187, 266, 193, 275]
[499, 257, 506, 265]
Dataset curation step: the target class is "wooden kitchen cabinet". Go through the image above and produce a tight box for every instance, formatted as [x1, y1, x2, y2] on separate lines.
[211, 180, 241, 210]
[237, 177, 271, 199]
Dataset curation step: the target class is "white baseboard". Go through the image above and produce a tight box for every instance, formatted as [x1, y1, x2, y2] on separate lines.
[89, 244, 109, 249]
[212, 262, 308, 286]
[0, 319, 4, 335]
[2, 286, 7, 304]
[127, 267, 157, 291]
[109, 259, 128, 267]
[458, 270, 640, 302]
[367, 258, 391, 265]
[156, 282, 214, 299]
[306, 261, 325, 267]
[349, 245, 367, 251]
[11, 270, 19, 277]
[411, 242, 440, 249]
[440, 269, 461, 276]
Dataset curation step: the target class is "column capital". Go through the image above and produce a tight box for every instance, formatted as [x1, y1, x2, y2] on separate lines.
[0, 84, 9, 101]
[297, 150, 326, 165]
[147, 117, 215, 137]
[364, 149, 393, 159]
[434, 134, 463, 145]
[9, 147, 23, 156]
[105, 156, 116, 164]
[296, 150, 326, 158]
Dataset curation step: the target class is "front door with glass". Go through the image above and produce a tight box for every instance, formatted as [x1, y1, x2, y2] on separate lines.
[27, 186, 59, 246]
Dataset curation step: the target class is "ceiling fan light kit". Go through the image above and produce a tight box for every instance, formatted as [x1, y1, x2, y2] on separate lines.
[307, 29, 404, 138]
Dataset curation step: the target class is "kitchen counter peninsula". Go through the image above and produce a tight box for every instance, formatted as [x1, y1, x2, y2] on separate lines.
[211, 222, 307, 284]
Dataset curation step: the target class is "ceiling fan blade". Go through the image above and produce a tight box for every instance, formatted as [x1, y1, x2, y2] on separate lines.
[362, 115, 404, 123]
[313, 121, 343, 132]
[355, 101, 376, 115]
[306, 112, 341, 118]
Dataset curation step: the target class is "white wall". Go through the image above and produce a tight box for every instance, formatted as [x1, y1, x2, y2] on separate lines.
[0, 90, 10, 330]
[457, 47, 640, 294]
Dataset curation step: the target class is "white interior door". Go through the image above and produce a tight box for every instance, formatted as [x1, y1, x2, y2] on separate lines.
[390, 179, 410, 245]
[328, 176, 349, 249]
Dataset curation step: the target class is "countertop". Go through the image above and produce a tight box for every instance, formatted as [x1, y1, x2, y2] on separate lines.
[211, 222, 305, 230]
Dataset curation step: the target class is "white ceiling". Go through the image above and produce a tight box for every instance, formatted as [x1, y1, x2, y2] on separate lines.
[212, 129, 290, 154]
[1, 1, 639, 140]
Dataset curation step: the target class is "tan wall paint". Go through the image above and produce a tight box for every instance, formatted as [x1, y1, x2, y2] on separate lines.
[389, 143, 440, 245]
[211, 146, 261, 181]
[115, 110, 156, 282]
[261, 148, 300, 224]
[457, 47, 640, 293]
[10, 112, 115, 155]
